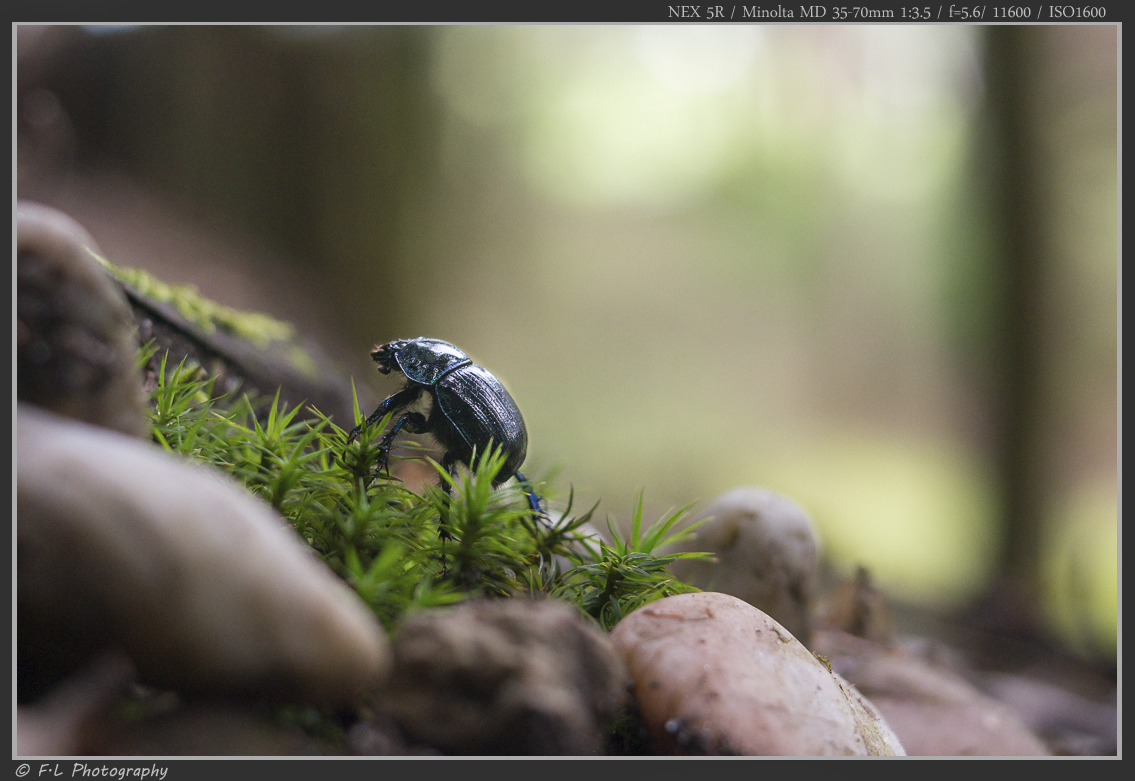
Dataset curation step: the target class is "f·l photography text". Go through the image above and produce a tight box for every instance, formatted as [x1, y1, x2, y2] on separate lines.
[32, 765, 168, 780]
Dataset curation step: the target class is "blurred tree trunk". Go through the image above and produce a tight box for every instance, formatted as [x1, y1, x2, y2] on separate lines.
[980, 26, 1049, 628]
[977, 25, 1117, 656]
[26, 25, 440, 365]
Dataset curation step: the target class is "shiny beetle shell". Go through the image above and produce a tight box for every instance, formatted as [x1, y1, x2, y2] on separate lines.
[347, 338, 539, 512]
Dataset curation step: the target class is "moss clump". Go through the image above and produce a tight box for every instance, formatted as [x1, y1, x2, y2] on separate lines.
[91, 249, 297, 348]
[145, 349, 708, 632]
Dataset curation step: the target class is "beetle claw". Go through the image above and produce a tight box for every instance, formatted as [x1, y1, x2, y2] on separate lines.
[345, 424, 363, 445]
[372, 446, 391, 478]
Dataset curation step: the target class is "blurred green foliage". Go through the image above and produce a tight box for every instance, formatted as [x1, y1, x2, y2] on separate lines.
[407, 26, 1115, 656]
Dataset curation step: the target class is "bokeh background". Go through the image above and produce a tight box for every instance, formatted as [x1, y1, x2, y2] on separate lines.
[16, 24, 1117, 664]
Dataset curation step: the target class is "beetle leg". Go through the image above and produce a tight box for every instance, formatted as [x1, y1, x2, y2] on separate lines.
[372, 411, 429, 479]
[345, 384, 423, 446]
[514, 470, 550, 526]
[435, 452, 460, 541]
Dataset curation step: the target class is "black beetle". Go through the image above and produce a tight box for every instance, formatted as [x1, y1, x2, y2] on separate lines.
[345, 337, 543, 516]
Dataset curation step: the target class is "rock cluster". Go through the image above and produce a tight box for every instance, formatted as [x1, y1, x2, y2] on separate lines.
[20, 201, 1091, 757]
[16, 203, 390, 754]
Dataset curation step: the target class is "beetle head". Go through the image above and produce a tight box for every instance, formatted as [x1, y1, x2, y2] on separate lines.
[370, 340, 410, 375]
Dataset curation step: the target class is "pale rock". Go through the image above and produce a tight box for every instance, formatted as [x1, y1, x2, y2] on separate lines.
[16, 652, 136, 757]
[17, 404, 390, 705]
[90, 702, 327, 756]
[17, 201, 148, 438]
[610, 591, 904, 756]
[667, 487, 818, 645]
[982, 671, 1116, 755]
[812, 629, 1049, 756]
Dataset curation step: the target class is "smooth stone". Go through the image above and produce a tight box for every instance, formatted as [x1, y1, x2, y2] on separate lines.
[982, 671, 1116, 755]
[17, 201, 148, 438]
[17, 404, 390, 705]
[382, 597, 628, 755]
[813, 630, 1050, 756]
[610, 592, 904, 756]
[17, 652, 137, 757]
[667, 487, 818, 645]
[87, 702, 329, 756]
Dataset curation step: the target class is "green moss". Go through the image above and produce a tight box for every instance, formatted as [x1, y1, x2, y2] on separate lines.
[90, 248, 296, 347]
[144, 351, 706, 633]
